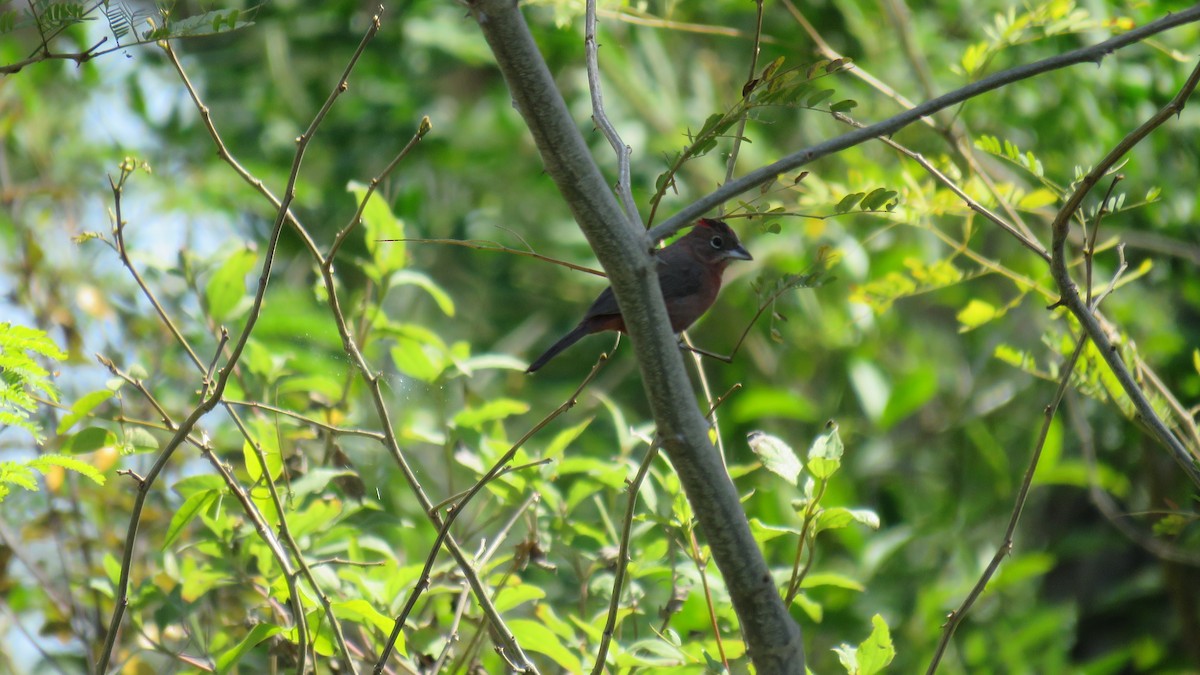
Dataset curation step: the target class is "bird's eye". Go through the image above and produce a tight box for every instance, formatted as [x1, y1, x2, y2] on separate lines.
[710, 236, 724, 249]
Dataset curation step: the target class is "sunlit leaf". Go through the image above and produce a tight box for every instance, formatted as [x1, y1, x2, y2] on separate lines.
[205, 247, 257, 322]
[746, 431, 802, 485]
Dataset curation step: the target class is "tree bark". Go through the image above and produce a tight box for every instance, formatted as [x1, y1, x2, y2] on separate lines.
[467, 0, 806, 671]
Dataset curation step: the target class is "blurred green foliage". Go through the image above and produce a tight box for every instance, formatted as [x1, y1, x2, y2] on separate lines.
[2, 0, 1199, 673]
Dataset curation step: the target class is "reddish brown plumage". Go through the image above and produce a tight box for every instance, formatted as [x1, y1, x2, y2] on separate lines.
[526, 218, 752, 373]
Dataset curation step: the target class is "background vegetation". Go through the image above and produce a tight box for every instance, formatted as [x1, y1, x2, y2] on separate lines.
[2, 0, 1199, 673]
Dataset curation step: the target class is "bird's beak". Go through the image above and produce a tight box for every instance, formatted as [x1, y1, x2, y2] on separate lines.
[727, 244, 753, 261]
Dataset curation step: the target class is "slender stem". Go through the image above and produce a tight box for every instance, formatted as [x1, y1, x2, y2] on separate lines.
[721, 0, 764, 196]
[591, 386, 740, 673]
[585, 0, 639, 226]
[376, 355, 606, 670]
[925, 333, 1089, 674]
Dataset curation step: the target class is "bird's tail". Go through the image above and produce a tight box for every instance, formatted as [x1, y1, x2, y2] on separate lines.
[526, 324, 589, 373]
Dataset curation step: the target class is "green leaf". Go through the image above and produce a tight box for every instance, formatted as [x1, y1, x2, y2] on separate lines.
[289, 468, 358, 500]
[857, 614, 896, 675]
[454, 353, 527, 376]
[791, 593, 823, 622]
[0, 462, 39, 493]
[806, 88, 835, 107]
[215, 623, 284, 674]
[392, 270, 455, 316]
[812, 507, 880, 535]
[957, 298, 999, 331]
[0, 322, 67, 440]
[172, 474, 227, 499]
[807, 423, 843, 480]
[879, 365, 938, 429]
[56, 390, 113, 434]
[61, 427, 117, 455]
[800, 572, 866, 591]
[860, 188, 897, 211]
[333, 599, 397, 637]
[163, 489, 217, 550]
[749, 519, 801, 543]
[492, 583, 546, 613]
[350, 180, 406, 278]
[27, 454, 105, 485]
[830, 99, 858, 113]
[835, 192, 865, 214]
[243, 420, 282, 483]
[509, 619, 582, 673]
[543, 417, 593, 462]
[205, 247, 258, 323]
[452, 398, 530, 429]
[746, 431, 802, 485]
[123, 427, 160, 454]
[390, 339, 446, 383]
[1018, 188, 1058, 210]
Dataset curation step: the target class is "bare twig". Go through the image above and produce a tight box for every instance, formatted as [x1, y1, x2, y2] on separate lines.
[585, 0, 639, 226]
[96, 357, 312, 675]
[385, 237, 606, 277]
[721, 0, 764, 197]
[328, 116, 433, 261]
[926, 332, 1089, 674]
[223, 400, 387, 441]
[432, 492, 541, 673]
[97, 13, 385, 672]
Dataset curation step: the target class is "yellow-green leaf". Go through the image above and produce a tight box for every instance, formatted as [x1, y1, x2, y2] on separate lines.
[350, 180, 406, 278]
[205, 247, 257, 322]
[452, 398, 530, 429]
[746, 431, 802, 485]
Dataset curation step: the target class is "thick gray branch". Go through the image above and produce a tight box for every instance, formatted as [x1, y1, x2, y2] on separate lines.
[467, 0, 804, 671]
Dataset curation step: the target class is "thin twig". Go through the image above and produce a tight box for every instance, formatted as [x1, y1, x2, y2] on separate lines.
[376, 354, 608, 670]
[591, 386, 740, 674]
[720, 0, 764, 199]
[223, 400, 387, 441]
[925, 331, 1089, 674]
[97, 13, 385, 671]
[1067, 396, 1200, 566]
[830, 111, 1050, 261]
[432, 492, 541, 673]
[585, 0, 639, 226]
[384, 237, 606, 277]
[96, 358, 312, 675]
[328, 116, 433, 261]
[1083, 176, 1123, 308]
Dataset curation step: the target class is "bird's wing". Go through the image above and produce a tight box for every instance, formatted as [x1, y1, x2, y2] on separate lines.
[581, 252, 703, 319]
[656, 254, 704, 301]
[582, 286, 620, 320]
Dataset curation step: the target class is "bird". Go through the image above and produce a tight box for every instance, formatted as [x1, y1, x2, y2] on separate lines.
[526, 218, 752, 373]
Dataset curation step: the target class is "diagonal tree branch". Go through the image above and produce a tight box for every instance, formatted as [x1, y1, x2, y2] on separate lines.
[648, 5, 1200, 244]
[467, 0, 805, 671]
[1049, 58, 1200, 488]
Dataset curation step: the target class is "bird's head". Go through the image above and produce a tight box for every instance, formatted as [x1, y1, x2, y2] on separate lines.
[687, 218, 753, 267]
